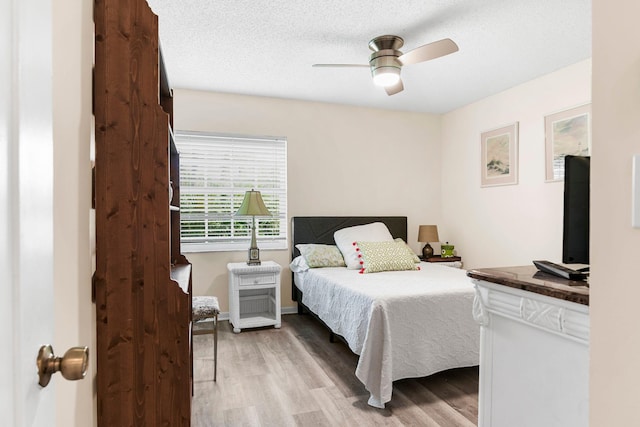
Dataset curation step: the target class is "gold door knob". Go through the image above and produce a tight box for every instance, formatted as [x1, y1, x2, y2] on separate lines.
[37, 344, 89, 387]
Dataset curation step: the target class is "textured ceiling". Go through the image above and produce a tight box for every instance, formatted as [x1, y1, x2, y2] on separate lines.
[147, 0, 591, 114]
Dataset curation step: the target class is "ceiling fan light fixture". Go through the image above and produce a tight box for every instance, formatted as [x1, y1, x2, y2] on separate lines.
[313, 34, 458, 96]
[372, 67, 401, 87]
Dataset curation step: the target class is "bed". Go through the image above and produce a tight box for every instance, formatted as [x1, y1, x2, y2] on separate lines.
[290, 216, 479, 408]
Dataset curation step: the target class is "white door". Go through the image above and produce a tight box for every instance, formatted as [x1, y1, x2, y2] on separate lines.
[1, 0, 56, 425]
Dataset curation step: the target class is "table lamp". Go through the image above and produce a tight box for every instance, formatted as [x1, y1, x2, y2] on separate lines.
[418, 225, 439, 259]
[235, 189, 272, 265]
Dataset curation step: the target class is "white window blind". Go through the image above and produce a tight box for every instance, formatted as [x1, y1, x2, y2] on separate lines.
[175, 130, 287, 252]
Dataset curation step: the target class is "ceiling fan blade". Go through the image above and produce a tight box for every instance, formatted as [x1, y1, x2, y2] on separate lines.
[398, 38, 459, 66]
[385, 79, 404, 96]
[312, 64, 369, 68]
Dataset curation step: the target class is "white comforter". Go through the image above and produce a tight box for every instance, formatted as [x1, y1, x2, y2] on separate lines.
[294, 262, 479, 408]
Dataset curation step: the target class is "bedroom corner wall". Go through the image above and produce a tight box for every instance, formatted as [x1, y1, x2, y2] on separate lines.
[440, 59, 591, 270]
[174, 90, 442, 311]
[590, 0, 640, 424]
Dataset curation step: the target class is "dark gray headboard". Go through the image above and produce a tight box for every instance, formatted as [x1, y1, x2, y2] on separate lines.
[291, 216, 408, 260]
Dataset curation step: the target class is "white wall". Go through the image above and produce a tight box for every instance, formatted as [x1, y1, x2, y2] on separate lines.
[590, 0, 640, 424]
[174, 89, 442, 311]
[52, 0, 95, 425]
[441, 60, 592, 270]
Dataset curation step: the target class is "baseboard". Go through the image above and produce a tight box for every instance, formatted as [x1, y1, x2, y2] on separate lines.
[281, 306, 298, 315]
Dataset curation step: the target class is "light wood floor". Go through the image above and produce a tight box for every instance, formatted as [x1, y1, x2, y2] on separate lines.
[192, 313, 479, 427]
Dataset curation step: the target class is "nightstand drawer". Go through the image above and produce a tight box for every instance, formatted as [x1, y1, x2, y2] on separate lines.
[238, 273, 277, 287]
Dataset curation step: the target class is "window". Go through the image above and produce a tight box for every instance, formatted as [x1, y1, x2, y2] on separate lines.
[175, 131, 287, 252]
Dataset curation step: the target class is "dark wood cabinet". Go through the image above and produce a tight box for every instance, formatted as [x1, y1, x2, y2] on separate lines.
[94, 0, 192, 424]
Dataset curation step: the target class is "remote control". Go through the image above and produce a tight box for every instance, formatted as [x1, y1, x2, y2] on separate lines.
[532, 260, 589, 281]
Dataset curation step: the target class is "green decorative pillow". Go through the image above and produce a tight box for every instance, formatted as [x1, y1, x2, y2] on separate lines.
[394, 238, 421, 263]
[296, 244, 346, 268]
[356, 240, 420, 274]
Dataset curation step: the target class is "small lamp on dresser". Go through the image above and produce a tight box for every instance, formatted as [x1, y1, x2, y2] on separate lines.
[418, 225, 439, 259]
[235, 189, 272, 265]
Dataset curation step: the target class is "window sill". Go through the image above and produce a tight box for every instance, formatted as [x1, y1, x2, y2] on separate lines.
[182, 241, 287, 253]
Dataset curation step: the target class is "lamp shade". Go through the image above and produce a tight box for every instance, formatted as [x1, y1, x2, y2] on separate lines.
[418, 225, 439, 243]
[235, 190, 272, 217]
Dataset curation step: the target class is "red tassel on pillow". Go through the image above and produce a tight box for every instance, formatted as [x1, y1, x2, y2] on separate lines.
[417, 266, 421, 270]
[359, 268, 365, 274]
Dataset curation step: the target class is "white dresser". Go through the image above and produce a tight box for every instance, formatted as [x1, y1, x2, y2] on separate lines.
[469, 266, 589, 427]
[227, 261, 282, 333]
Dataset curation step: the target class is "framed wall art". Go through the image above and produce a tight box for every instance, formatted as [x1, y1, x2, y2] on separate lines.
[545, 103, 591, 182]
[481, 122, 519, 187]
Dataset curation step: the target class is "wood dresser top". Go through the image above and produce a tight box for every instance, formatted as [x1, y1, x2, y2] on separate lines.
[467, 265, 589, 306]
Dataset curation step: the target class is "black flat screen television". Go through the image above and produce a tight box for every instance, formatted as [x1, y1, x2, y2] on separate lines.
[562, 155, 590, 264]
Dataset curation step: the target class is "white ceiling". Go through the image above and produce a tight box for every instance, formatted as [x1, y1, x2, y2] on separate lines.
[147, 0, 591, 114]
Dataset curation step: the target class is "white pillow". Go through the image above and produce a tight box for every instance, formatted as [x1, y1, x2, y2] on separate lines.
[289, 255, 310, 273]
[334, 222, 394, 269]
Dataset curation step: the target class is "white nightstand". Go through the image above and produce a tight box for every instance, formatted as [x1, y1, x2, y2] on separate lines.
[227, 261, 281, 333]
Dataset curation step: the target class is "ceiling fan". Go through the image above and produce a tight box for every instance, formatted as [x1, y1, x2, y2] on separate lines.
[313, 35, 459, 96]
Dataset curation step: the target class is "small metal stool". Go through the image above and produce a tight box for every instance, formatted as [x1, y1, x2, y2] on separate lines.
[192, 296, 220, 382]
